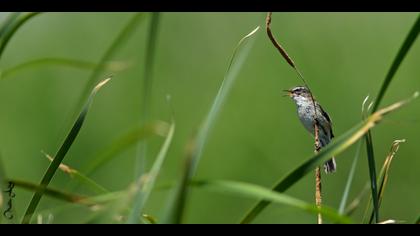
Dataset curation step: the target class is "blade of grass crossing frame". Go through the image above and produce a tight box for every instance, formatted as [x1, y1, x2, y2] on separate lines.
[365, 130, 379, 223]
[81, 121, 169, 176]
[192, 180, 351, 223]
[67, 13, 145, 142]
[43, 152, 109, 194]
[240, 93, 418, 224]
[0, 13, 20, 39]
[11, 179, 86, 205]
[189, 26, 260, 174]
[338, 96, 371, 214]
[338, 140, 363, 214]
[21, 78, 112, 224]
[0, 12, 41, 61]
[371, 15, 420, 113]
[162, 26, 260, 224]
[126, 118, 175, 223]
[368, 139, 405, 224]
[0, 58, 131, 81]
[136, 12, 161, 179]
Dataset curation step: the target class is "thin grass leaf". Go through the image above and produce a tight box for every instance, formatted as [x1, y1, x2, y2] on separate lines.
[0, 58, 131, 81]
[126, 118, 175, 223]
[141, 214, 157, 224]
[11, 179, 86, 205]
[24, 190, 126, 224]
[371, 14, 420, 113]
[162, 26, 260, 224]
[0, 12, 41, 61]
[21, 77, 112, 224]
[135, 12, 161, 179]
[338, 95, 371, 214]
[240, 92, 418, 224]
[43, 152, 109, 194]
[368, 139, 405, 224]
[81, 121, 169, 176]
[192, 180, 351, 224]
[365, 129, 379, 223]
[415, 215, 420, 224]
[338, 140, 363, 214]
[12, 179, 126, 210]
[67, 13, 145, 138]
[0, 13, 20, 39]
[344, 183, 370, 217]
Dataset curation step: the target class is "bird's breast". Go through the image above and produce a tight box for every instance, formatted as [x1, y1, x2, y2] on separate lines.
[297, 105, 315, 135]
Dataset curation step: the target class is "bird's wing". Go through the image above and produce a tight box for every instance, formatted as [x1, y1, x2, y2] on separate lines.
[318, 103, 334, 138]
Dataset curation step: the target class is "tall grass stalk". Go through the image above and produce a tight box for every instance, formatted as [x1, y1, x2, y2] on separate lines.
[0, 58, 130, 81]
[67, 13, 145, 140]
[162, 26, 260, 224]
[22, 78, 111, 224]
[135, 12, 161, 179]
[0, 12, 41, 61]
[338, 95, 370, 214]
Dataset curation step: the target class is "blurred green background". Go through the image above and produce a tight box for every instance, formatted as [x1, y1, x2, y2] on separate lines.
[0, 12, 419, 223]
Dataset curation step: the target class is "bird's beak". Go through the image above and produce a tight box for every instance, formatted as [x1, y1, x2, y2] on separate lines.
[283, 89, 292, 97]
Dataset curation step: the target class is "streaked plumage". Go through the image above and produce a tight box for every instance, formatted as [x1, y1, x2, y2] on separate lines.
[285, 86, 336, 173]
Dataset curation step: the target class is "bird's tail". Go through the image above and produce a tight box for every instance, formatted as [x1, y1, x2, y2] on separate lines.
[324, 157, 336, 174]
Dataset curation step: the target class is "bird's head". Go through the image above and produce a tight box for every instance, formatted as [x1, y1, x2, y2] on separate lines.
[283, 86, 313, 103]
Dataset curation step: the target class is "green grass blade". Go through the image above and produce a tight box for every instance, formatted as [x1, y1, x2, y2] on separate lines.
[192, 180, 351, 224]
[0, 13, 20, 39]
[240, 92, 418, 224]
[11, 179, 86, 205]
[0, 58, 131, 81]
[368, 139, 405, 224]
[71, 171, 109, 195]
[190, 26, 260, 174]
[21, 77, 112, 224]
[371, 14, 420, 112]
[141, 214, 157, 224]
[81, 121, 169, 176]
[126, 118, 175, 223]
[415, 215, 420, 224]
[365, 130, 379, 223]
[13, 179, 124, 206]
[162, 26, 260, 224]
[43, 152, 109, 194]
[0, 12, 41, 61]
[68, 13, 145, 135]
[135, 12, 161, 179]
[338, 95, 371, 214]
[338, 139, 363, 214]
[344, 183, 370, 217]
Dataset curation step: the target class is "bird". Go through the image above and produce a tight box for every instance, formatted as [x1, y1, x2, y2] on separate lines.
[284, 86, 336, 173]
